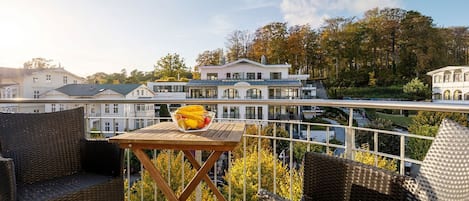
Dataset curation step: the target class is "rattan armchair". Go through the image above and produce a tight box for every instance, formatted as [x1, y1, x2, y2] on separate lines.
[258, 118, 469, 201]
[0, 107, 124, 201]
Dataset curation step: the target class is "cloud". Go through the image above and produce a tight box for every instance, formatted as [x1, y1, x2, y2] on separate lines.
[280, 0, 402, 28]
[239, 0, 279, 10]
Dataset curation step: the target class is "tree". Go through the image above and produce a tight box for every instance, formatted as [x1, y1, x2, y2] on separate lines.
[125, 151, 216, 201]
[354, 144, 397, 171]
[403, 78, 431, 100]
[407, 111, 467, 160]
[223, 147, 302, 201]
[225, 30, 253, 62]
[23, 57, 56, 69]
[154, 53, 189, 80]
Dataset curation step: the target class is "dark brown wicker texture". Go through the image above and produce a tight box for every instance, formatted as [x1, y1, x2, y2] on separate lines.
[303, 152, 413, 201]
[0, 107, 123, 201]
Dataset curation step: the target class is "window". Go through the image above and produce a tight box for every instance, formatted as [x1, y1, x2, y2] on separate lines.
[113, 104, 118, 113]
[246, 107, 256, 119]
[33, 109, 39, 113]
[105, 122, 110, 131]
[33, 77, 38, 83]
[105, 104, 110, 113]
[59, 104, 64, 111]
[207, 73, 218, 80]
[270, 72, 281, 79]
[115, 122, 119, 132]
[226, 73, 231, 79]
[33, 90, 40, 99]
[454, 90, 462, 100]
[246, 88, 262, 99]
[246, 72, 255, 80]
[46, 74, 51, 82]
[257, 72, 262, 79]
[233, 73, 241, 79]
[230, 106, 239, 118]
[223, 88, 239, 99]
[51, 104, 56, 112]
[258, 106, 263, 119]
[444, 90, 451, 100]
[73, 80, 78, 84]
[63, 76, 68, 84]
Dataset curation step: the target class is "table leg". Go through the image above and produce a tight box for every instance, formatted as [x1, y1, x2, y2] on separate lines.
[183, 150, 226, 201]
[132, 148, 179, 201]
[179, 151, 224, 201]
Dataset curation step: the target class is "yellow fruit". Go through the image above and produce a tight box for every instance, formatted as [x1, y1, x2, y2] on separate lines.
[177, 119, 187, 130]
[178, 105, 205, 112]
[176, 111, 204, 122]
[197, 120, 205, 129]
[184, 119, 198, 129]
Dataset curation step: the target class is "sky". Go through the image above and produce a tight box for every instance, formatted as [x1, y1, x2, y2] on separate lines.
[1, 0, 468, 77]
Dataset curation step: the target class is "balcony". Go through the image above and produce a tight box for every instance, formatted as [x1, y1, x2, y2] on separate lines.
[1, 99, 468, 200]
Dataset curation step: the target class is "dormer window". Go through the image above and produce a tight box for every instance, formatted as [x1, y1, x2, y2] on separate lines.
[270, 72, 281, 80]
[207, 73, 218, 80]
[247, 72, 255, 80]
[233, 73, 241, 79]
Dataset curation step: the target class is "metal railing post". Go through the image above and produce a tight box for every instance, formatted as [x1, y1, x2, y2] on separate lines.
[345, 108, 355, 160]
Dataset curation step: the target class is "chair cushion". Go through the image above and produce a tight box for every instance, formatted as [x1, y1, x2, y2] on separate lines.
[17, 172, 123, 201]
[0, 108, 84, 184]
[414, 119, 469, 200]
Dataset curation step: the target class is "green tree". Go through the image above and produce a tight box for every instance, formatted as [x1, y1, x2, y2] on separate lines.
[126, 151, 216, 201]
[403, 78, 431, 100]
[223, 147, 302, 201]
[159, 104, 171, 118]
[154, 53, 189, 79]
[354, 144, 397, 171]
[23, 57, 56, 69]
[407, 111, 467, 160]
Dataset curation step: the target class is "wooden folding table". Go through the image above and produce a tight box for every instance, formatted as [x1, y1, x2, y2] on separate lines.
[109, 122, 245, 201]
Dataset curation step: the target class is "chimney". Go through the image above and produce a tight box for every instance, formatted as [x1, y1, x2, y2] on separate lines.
[261, 55, 266, 64]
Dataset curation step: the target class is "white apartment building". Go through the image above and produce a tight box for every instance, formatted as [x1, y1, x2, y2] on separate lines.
[41, 84, 155, 137]
[427, 66, 469, 103]
[0, 67, 85, 112]
[187, 58, 314, 121]
[147, 81, 187, 115]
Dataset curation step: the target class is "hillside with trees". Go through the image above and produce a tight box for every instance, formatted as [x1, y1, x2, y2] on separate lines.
[83, 7, 468, 90]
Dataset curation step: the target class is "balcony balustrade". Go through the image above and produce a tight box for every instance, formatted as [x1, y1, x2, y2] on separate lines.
[1, 98, 469, 200]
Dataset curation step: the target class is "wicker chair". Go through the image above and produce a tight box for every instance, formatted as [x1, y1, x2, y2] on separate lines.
[0, 107, 124, 201]
[258, 118, 469, 201]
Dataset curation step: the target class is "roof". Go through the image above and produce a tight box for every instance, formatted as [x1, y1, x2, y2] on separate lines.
[201, 58, 290, 69]
[0, 67, 84, 80]
[427, 66, 469, 75]
[187, 79, 302, 87]
[55, 84, 143, 96]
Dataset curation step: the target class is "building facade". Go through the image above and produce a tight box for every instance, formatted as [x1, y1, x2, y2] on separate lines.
[427, 66, 469, 103]
[41, 84, 155, 137]
[186, 58, 315, 121]
[0, 67, 85, 112]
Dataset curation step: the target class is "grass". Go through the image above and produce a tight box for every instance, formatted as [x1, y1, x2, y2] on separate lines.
[328, 86, 407, 99]
[375, 112, 413, 129]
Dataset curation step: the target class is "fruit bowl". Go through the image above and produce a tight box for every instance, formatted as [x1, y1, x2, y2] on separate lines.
[171, 111, 215, 133]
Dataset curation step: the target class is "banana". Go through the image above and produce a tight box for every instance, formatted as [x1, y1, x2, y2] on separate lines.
[176, 110, 204, 122]
[178, 105, 205, 112]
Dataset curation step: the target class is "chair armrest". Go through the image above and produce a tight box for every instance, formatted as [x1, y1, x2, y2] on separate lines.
[0, 156, 16, 201]
[80, 139, 123, 177]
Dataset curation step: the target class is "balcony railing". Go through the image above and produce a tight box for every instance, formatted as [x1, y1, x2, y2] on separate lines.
[2, 98, 469, 200]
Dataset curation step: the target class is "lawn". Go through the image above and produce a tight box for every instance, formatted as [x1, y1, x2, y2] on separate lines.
[375, 112, 413, 129]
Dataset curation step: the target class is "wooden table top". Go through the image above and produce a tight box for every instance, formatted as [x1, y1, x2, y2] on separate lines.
[109, 122, 245, 151]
